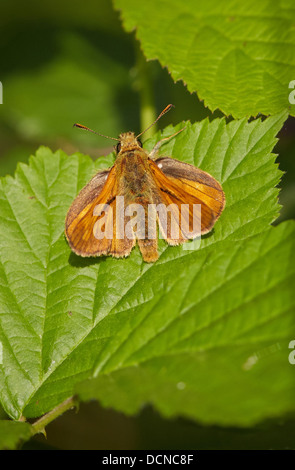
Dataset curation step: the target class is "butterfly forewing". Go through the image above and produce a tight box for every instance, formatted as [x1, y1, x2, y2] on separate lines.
[154, 157, 225, 221]
[65, 166, 134, 257]
[148, 158, 225, 245]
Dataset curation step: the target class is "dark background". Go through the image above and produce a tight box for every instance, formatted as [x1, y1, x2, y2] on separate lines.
[0, 0, 294, 449]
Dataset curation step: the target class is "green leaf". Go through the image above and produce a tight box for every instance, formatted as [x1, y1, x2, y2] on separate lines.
[0, 420, 33, 450]
[114, 0, 295, 117]
[76, 222, 295, 426]
[0, 112, 294, 428]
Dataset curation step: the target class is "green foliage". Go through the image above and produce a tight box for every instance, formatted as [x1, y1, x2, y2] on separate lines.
[115, 0, 295, 117]
[0, 421, 33, 450]
[0, 113, 294, 443]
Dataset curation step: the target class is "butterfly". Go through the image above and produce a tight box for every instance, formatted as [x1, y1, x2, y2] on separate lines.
[65, 105, 225, 262]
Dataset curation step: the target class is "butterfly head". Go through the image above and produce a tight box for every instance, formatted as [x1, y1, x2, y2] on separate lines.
[116, 132, 143, 154]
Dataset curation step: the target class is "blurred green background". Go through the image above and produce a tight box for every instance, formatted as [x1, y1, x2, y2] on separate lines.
[0, 0, 294, 449]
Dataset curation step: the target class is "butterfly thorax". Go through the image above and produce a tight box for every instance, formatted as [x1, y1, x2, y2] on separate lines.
[116, 144, 156, 202]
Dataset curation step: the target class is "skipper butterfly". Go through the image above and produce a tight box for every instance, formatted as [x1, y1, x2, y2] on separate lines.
[65, 105, 225, 262]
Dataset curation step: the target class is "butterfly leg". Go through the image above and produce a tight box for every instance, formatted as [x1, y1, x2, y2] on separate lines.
[149, 127, 186, 159]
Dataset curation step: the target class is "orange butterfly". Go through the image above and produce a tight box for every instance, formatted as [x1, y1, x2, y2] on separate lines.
[65, 105, 225, 262]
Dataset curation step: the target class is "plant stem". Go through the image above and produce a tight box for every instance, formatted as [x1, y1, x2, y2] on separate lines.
[31, 396, 76, 436]
[135, 43, 156, 138]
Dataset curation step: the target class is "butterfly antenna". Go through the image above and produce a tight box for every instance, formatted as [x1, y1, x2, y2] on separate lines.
[73, 123, 119, 141]
[136, 104, 175, 139]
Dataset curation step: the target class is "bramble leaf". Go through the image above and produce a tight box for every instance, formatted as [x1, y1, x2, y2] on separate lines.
[114, 0, 295, 117]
